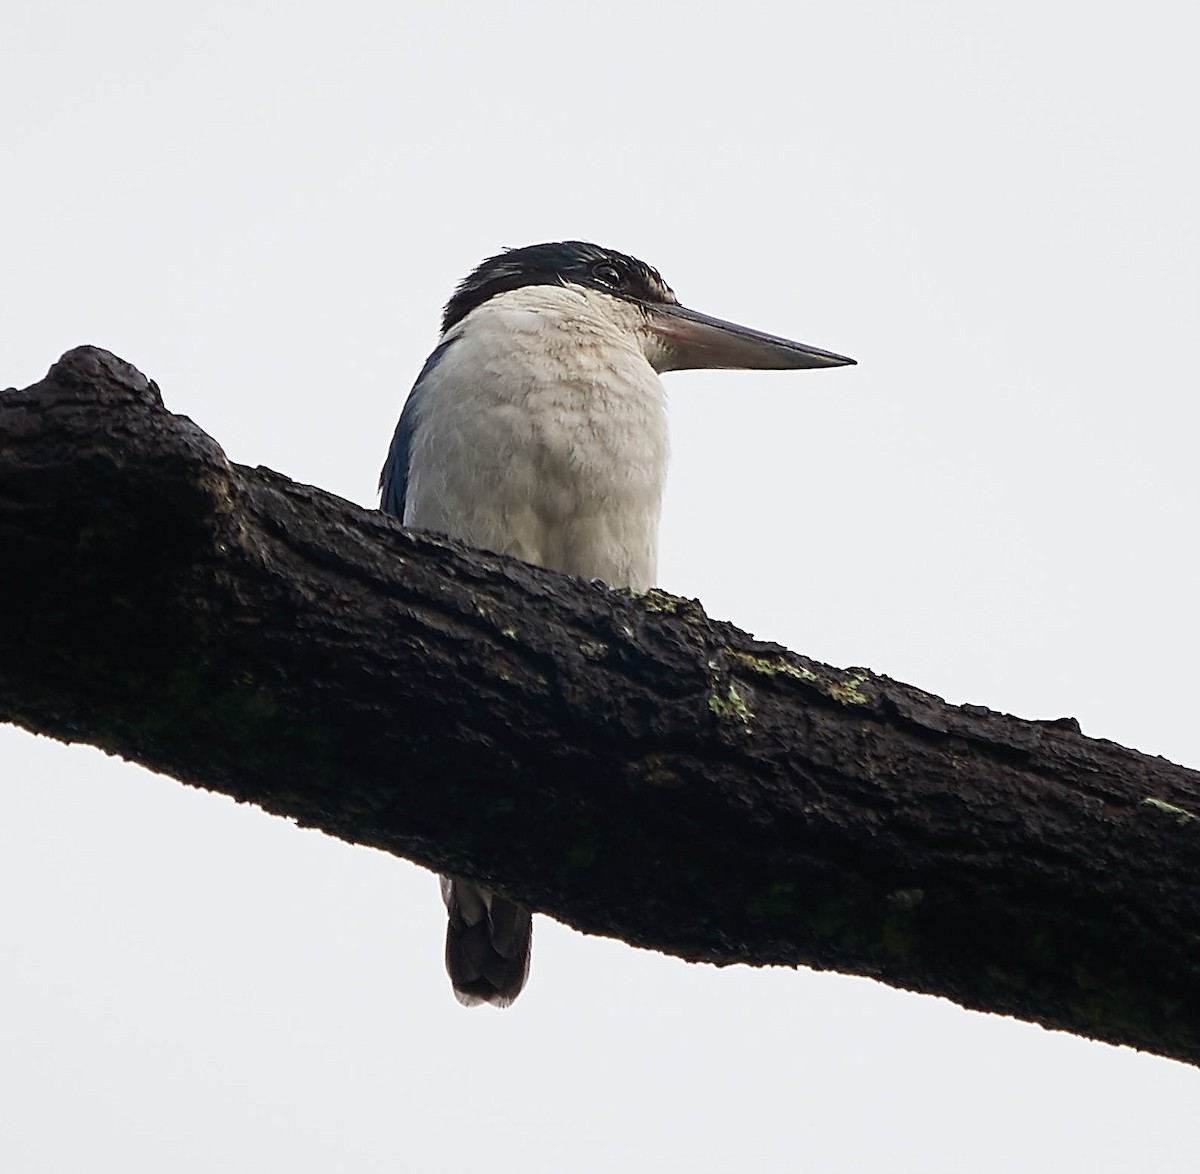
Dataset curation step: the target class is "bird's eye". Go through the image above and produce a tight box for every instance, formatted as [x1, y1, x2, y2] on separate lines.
[592, 262, 625, 289]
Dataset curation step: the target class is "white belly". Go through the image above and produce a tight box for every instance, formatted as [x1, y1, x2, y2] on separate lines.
[403, 287, 670, 590]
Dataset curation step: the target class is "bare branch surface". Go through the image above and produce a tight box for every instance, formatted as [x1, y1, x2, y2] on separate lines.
[3, 347, 1199, 1065]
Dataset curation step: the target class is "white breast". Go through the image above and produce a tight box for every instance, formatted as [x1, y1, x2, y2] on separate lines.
[403, 285, 670, 590]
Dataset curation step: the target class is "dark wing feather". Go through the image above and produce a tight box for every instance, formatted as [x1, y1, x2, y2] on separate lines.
[379, 338, 457, 520]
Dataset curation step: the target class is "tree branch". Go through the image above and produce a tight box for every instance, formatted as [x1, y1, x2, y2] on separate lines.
[3, 347, 1198, 1064]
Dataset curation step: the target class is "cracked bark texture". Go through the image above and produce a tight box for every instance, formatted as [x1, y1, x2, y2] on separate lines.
[2, 347, 1199, 1066]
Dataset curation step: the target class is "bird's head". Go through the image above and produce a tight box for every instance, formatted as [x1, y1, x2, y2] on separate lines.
[441, 241, 855, 374]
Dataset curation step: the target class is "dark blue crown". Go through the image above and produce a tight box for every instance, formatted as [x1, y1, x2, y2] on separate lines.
[442, 241, 676, 334]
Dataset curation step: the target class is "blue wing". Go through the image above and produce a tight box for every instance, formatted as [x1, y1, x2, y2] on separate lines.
[379, 338, 457, 520]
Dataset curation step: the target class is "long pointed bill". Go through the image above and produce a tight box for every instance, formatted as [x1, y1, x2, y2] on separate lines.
[647, 302, 856, 372]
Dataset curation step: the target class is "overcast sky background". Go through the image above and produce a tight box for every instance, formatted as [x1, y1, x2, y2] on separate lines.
[3, 1, 1199, 1170]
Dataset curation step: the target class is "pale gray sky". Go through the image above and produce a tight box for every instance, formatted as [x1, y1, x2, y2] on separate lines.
[3, 1, 1198, 1170]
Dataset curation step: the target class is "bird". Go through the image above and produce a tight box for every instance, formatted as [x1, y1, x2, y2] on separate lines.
[380, 240, 854, 1007]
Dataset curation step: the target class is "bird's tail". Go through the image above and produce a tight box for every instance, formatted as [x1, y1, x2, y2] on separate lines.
[440, 876, 532, 1007]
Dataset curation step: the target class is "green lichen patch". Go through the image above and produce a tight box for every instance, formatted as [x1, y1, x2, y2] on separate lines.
[640, 588, 684, 614]
[1140, 796, 1197, 825]
[880, 910, 919, 961]
[731, 649, 819, 683]
[566, 842, 601, 869]
[746, 880, 798, 922]
[828, 670, 872, 706]
[624, 586, 708, 623]
[709, 683, 753, 725]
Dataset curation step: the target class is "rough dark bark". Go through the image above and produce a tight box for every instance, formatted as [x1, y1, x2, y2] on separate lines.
[3, 347, 1199, 1065]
